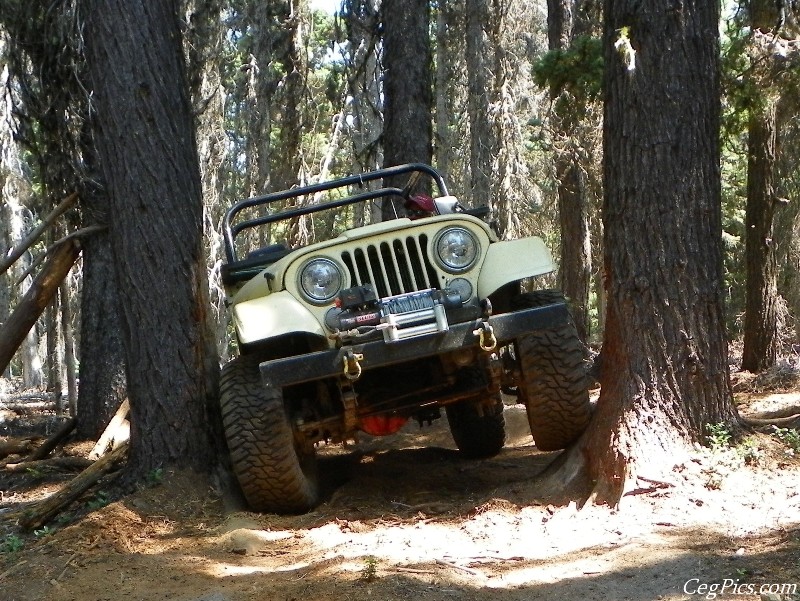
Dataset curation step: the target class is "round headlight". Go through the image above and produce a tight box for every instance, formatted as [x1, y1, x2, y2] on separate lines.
[435, 228, 479, 272]
[298, 258, 343, 303]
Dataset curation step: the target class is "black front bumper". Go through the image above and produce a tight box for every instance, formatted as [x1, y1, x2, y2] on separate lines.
[259, 302, 570, 389]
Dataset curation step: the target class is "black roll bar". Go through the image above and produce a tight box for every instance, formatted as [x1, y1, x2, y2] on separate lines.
[223, 163, 449, 263]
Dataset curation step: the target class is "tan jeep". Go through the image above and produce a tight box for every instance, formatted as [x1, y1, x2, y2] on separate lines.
[220, 164, 590, 513]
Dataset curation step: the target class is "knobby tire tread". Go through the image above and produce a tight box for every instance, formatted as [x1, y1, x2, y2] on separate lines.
[220, 356, 319, 513]
[445, 368, 506, 459]
[512, 290, 591, 451]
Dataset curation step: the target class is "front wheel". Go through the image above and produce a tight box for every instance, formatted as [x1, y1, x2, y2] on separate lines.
[512, 290, 591, 451]
[445, 368, 506, 459]
[220, 356, 319, 513]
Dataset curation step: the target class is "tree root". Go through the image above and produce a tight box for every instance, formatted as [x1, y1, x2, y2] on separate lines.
[741, 414, 800, 431]
[534, 445, 593, 505]
[748, 405, 800, 420]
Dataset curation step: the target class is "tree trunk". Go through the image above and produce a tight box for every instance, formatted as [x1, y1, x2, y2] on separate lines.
[46, 286, 64, 414]
[465, 0, 493, 207]
[547, 0, 591, 342]
[742, 100, 779, 372]
[486, 1, 525, 240]
[83, 0, 219, 478]
[556, 160, 592, 342]
[243, 4, 277, 201]
[381, 0, 433, 218]
[59, 280, 78, 416]
[775, 99, 800, 345]
[275, 2, 307, 193]
[185, 0, 230, 362]
[740, 0, 792, 372]
[434, 0, 456, 183]
[542, 0, 735, 504]
[75, 142, 128, 439]
[280, 2, 312, 247]
[343, 0, 383, 226]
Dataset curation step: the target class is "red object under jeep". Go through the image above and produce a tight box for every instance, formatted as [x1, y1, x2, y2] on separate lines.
[359, 415, 408, 436]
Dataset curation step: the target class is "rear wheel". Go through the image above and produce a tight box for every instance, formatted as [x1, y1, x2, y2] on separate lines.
[220, 355, 319, 513]
[512, 290, 591, 451]
[445, 368, 506, 459]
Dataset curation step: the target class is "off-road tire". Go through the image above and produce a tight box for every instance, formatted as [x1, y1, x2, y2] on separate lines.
[220, 355, 319, 513]
[445, 368, 506, 459]
[512, 290, 591, 451]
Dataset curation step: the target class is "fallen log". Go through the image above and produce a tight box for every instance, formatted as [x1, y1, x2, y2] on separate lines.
[0, 192, 78, 277]
[0, 437, 40, 459]
[24, 417, 77, 462]
[89, 399, 130, 460]
[16, 225, 107, 284]
[6, 456, 93, 473]
[19, 441, 128, 531]
[0, 401, 57, 413]
[0, 391, 58, 402]
[0, 239, 82, 375]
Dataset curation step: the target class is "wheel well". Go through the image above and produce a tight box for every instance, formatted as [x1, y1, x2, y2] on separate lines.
[239, 332, 328, 361]
[488, 281, 520, 314]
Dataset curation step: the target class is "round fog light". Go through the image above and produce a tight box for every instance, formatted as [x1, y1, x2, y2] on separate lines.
[447, 277, 473, 303]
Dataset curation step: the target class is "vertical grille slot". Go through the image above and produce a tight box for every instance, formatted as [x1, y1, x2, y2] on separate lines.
[342, 233, 439, 298]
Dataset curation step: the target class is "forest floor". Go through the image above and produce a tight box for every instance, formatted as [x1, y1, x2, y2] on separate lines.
[1, 365, 800, 601]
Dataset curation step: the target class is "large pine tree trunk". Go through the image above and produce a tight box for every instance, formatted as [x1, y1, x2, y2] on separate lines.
[543, 0, 736, 504]
[381, 0, 432, 218]
[84, 0, 218, 477]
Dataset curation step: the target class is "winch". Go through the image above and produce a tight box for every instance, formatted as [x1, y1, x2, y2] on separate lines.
[326, 284, 461, 343]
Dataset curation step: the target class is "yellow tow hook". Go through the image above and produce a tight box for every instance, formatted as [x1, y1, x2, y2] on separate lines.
[343, 350, 364, 381]
[473, 322, 497, 352]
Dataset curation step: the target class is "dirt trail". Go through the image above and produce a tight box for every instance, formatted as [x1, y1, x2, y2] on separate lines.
[2, 401, 799, 601]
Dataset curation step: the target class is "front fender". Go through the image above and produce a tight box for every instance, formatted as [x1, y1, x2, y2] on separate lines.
[232, 290, 326, 345]
[477, 237, 556, 298]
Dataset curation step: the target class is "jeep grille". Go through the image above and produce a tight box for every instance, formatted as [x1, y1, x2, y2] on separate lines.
[341, 234, 440, 298]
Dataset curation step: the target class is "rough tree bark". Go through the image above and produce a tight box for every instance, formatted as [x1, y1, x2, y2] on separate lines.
[381, 0, 433, 218]
[541, 0, 736, 504]
[76, 180, 128, 439]
[740, 1, 798, 372]
[83, 0, 219, 478]
[742, 99, 779, 372]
